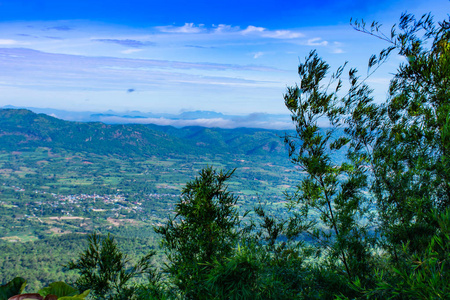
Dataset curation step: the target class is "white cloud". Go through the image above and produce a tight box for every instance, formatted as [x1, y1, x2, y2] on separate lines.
[330, 41, 344, 53]
[307, 37, 329, 46]
[0, 48, 284, 93]
[121, 49, 143, 54]
[0, 20, 394, 115]
[332, 48, 344, 54]
[253, 52, 264, 59]
[138, 22, 304, 41]
[213, 24, 238, 33]
[0, 39, 19, 45]
[241, 25, 266, 34]
[262, 30, 304, 39]
[157, 23, 205, 33]
[240, 26, 303, 39]
[97, 116, 294, 129]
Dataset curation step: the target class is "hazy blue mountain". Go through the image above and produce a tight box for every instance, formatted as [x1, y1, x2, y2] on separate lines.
[177, 110, 226, 119]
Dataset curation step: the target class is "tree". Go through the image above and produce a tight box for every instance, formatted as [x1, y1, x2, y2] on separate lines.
[282, 10, 450, 298]
[155, 167, 240, 299]
[283, 50, 376, 291]
[351, 13, 450, 255]
[66, 233, 156, 300]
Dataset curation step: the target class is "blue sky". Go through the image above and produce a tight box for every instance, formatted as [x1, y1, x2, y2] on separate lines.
[0, 0, 448, 117]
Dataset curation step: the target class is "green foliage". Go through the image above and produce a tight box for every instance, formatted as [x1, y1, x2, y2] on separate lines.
[338, 208, 450, 299]
[280, 10, 450, 299]
[283, 49, 375, 290]
[205, 245, 261, 299]
[133, 278, 171, 300]
[205, 242, 309, 300]
[1, 279, 88, 300]
[353, 12, 450, 255]
[380, 209, 450, 299]
[0, 277, 26, 300]
[66, 233, 156, 300]
[155, 166, 241, 299]
[38, 282, 88, 299]
[0, 234, 156, 292]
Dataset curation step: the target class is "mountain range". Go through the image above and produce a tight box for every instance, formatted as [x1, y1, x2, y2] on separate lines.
[0, 108, 291, 158]
[0, 105, 293, 130]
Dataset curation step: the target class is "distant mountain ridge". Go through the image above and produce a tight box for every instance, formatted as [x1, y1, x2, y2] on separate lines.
[0, 105, 293, 129]
[0, 109, 290, 158]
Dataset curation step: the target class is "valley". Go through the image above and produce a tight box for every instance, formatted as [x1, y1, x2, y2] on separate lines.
[0, 147, 299, 243]
[0, 108, 305, 290]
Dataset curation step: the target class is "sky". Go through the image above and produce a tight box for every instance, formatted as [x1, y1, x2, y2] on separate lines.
[0, 0, 449, 119]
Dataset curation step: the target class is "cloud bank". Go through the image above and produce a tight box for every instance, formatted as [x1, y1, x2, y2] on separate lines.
[97, 115, 294, 130]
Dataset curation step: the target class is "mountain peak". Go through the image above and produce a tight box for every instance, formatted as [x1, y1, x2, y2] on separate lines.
[177, 111, 224, 119]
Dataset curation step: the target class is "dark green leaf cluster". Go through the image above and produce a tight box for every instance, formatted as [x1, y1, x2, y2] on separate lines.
[0, 277, 26, 300]
[65, 233, 158, 300]
[155, 167, 241, 299]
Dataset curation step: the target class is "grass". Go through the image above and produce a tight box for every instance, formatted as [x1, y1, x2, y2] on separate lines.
[1, 204, 17, 208]
[1, 232, 39, 242]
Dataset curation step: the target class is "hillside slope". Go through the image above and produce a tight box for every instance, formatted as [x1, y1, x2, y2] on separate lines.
[0, 109, 289, 158]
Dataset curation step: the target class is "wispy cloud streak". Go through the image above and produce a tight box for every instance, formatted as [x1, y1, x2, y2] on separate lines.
[92, 38, 155, 48]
